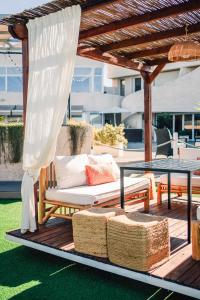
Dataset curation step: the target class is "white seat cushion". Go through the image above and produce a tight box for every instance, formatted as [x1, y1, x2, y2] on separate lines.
[160, 174, 200, 187]
[197, 207, 200, 220]
[46, 176, 149, 206]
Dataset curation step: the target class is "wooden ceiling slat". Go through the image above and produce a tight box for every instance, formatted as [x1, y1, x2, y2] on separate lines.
[79, 0, 200, 40]
[100, 22, 200, 52]
[3, 0, 200, 68]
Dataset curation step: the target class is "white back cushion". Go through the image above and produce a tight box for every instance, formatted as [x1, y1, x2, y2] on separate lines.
[54, 155, 89, 189]
[179, 148, 200, 160]
[88, 154, 120, 178]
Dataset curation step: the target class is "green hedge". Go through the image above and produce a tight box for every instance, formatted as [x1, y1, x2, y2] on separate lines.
[0, 123, 24, 163]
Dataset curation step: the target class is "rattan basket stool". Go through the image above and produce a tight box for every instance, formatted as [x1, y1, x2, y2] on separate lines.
[72, 207, 124, 258]
[107, 212, 170, 271]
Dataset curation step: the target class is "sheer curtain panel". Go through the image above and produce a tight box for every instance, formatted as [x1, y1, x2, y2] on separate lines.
[21, 5, 81, 233]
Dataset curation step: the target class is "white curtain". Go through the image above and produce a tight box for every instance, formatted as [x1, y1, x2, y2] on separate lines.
[21, 5, 81, 233]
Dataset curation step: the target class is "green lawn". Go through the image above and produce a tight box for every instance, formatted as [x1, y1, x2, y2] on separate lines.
[0, 200, 194, 300]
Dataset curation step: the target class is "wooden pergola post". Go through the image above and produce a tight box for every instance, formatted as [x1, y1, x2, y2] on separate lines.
[141, 63, 166, 162]
[143, 72, 152, 162]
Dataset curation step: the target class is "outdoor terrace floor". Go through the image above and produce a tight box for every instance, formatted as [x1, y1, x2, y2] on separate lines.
[6, 200, 200, 299]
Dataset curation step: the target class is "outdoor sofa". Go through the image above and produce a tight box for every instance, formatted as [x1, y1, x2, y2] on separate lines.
[38, 154, 150, 224]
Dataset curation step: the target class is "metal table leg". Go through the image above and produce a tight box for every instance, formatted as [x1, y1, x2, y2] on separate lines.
[120, 168, 125, 209]
[168, 172, 171, 209]
[187, 172, 192, 244]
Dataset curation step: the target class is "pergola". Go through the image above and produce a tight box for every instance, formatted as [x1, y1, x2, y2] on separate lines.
[1, 0, 200, 161]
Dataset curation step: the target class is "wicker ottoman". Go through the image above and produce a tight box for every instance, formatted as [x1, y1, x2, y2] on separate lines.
[107, 212, 170, 271]
[72, 208, 124, 258]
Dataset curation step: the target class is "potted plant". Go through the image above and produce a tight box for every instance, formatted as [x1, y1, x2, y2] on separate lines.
[93, 124, 127, 157]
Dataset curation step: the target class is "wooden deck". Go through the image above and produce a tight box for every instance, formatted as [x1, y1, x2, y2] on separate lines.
[6, 201, 200, 299]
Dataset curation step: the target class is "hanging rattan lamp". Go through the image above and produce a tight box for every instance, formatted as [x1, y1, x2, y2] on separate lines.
[168, 24, 200, 62]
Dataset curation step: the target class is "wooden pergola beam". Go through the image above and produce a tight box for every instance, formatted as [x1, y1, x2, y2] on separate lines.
[8, 24, 28, 40]
[100, 22, 200, 52]
[146, 57, 171, 66]
[125, 45, 172, 60]
[149, 63, 166, 83]
[79, 0, 200, 41]
[77, 48, 151, 72]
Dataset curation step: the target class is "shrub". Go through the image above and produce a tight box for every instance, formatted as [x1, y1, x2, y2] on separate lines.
[0, 122, 24, 163]
[94, 124, 127, 146]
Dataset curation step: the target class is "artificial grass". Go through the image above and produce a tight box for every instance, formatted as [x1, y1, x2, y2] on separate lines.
[0, 200, 195, 300]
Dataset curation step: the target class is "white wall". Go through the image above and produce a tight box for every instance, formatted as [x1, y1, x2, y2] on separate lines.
[123, 113, 143, 129]
[75, 55, 103, 68]
[154, 70, 179, 87]
[71, 92, 122, 112]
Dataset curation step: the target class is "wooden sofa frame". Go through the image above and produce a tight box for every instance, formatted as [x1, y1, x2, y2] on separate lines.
[157, 182, 200, 205]
[39, 163, 150, 225]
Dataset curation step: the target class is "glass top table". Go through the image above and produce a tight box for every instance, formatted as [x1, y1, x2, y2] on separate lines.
[120, 159, 200, 244]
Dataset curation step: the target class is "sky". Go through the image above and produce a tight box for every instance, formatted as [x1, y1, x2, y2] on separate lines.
[0, 0, 48, 14]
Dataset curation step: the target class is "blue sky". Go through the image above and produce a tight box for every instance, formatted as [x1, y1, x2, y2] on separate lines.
[0, 0, 48, 14]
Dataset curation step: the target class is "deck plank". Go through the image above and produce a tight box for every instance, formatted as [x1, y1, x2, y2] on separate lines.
[6, 201, 200, 294]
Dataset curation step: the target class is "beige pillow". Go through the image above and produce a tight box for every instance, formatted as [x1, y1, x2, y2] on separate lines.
[54, 154, 89, 189]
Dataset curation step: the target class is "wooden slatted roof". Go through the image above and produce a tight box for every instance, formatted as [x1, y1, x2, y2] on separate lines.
[1, 0, 200, 69]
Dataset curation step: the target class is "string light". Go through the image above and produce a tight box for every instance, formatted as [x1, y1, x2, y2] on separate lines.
[7, 52, 22, 74]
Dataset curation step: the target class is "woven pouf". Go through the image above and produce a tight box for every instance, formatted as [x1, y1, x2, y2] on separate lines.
[107, 212, 170, 271]
[72, 208, 124, 258]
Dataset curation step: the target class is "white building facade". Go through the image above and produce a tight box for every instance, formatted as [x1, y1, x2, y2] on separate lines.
[0, 52, 122, 125]
[107, 60, 200, 141]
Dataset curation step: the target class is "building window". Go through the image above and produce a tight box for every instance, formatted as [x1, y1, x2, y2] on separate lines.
[0, 77, 5, 91]
[0, 67, 22, 93]
[72, 77, 90, 93]
[184, 114, 192, 139]
[94, 67, 103, 92]
[90, 113, 102, 126]
[7, 67, 22, 75]
[94, 76, 102, 92]
[7, 76, 22, 92]
[74, 67, 91, 76]
[72, 67, 103, 93]
[135, 77, 142, 92]
[194, 114, 200, 138]
[120, 79, 125, 96]
[0, 67, 6, 74]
